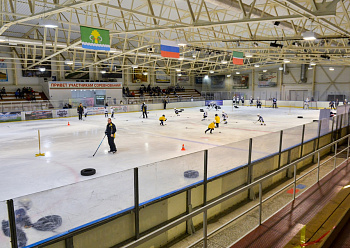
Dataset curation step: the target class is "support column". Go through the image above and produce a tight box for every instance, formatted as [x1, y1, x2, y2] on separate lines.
[12, 50, 18, 86]
[312, 65, 316, 100]
[251, 69, 255, 98]
[279, 68, 283, 100]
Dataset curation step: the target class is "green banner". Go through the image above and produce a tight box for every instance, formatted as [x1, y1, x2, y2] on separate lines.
[80, 26, 110, 51]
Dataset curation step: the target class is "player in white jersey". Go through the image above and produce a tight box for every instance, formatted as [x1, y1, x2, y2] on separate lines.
[222, 111, 228, 124]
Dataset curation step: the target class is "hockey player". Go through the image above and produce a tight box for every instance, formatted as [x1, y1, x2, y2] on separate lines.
[111, 107, 115, 118]
[241, 96, 244, 105]
[257, 114, 266, 125]
[84, 106, 88, 118]
[174, 108, 180, 116]
[329, 101, 335, 110]
[272, 98, 277, 108]
[304, 98, 310, 109]
[215, 114, 220, 128]
[105, 118, 117, 153]
[104, 107, 108, 117]
[222, 111, 228, 124]
[77, 103, 84, 120]
[141, 102, 148, 118]
[250, 96, 254, 105]
[202, 111, 208, 121]
[256, 99, 262, 108]
[159, 115, 167, 126]
[205, 121, 216, 134]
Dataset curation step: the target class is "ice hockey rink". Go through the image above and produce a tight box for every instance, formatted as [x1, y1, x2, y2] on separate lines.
[0, 105, 322, 247]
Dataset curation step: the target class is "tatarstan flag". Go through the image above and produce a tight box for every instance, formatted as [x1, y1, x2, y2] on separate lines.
[232, 51, 244, 65]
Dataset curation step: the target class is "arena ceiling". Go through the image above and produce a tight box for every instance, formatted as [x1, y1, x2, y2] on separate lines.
[0, 0, 349, 75]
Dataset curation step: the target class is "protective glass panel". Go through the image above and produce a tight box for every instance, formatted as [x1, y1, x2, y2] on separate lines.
[251, 132, 280, 162]
[207, 139, 249, 179]
[12, 169, 134, 247]
[304, 121, 319, 142]
[282, 125, 303, 151]
[0, 201, 11, 248]
[319, 118, 332, 136]
[138, 151, 204, 204]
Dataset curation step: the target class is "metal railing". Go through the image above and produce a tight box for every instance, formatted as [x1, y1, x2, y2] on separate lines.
[123, 96, 204, 105]
[122, 132, 350, 248]
[0, 100, 53, 112]
[0, 97, 205, 112]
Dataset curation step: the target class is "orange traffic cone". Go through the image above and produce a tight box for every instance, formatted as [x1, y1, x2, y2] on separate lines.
[68, 122, 70, 126]
[181, 144, 186, 151]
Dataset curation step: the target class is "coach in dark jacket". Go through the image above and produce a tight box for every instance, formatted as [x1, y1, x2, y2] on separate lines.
[105, 118, 117, 153]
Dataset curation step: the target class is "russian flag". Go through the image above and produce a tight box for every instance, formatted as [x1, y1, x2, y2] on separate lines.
[161, 40, 180, 58]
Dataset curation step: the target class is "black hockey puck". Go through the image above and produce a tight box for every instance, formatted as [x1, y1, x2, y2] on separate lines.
[81, 168, 96, 176]
[184, 170, 199, 178]
[297, 116, 303, 118]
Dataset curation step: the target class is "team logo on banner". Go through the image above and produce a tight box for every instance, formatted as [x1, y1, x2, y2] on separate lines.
[80, 26, 110, 51]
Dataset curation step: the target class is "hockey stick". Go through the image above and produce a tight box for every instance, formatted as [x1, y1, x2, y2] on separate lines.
[93, 134, 106, 157]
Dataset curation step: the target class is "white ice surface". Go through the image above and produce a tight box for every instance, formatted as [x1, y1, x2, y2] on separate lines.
[0, 106, 321, 247]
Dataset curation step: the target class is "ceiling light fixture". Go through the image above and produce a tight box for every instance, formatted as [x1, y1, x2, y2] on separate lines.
[100, 70, 107, 74]
[209, 70, 214, 74]
[204, 75, 209, 79]
[39, 67, 46, 72]
[132, 65, 139, 69]
[221, 59, 228, 64]
[39, 1, 59, 29]
[283, 59, 290, 63]
[254, 64, 260, 67]
[39, 19, 59, 29]
[245, 53, 253, 58]
[236, 72, 240, 74]
[302, 31, 317, 41]
[329, 67, 334, 71]
[176, 68, 181, 72]
[65, 61, 74, 65]
[279, 67, 283, 71]
[263, 70, 267, 72]
[227, 74, 231, 77]
[310, 61, 316, 66]
[177, 73, 182, 76]
[143, 72, 148, 75]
